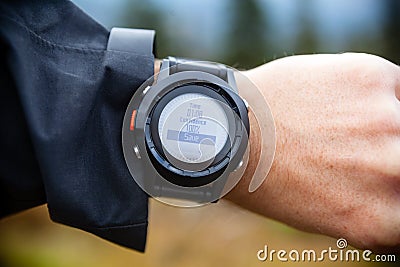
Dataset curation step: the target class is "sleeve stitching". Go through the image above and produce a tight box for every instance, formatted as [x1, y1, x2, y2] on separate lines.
[0, 14, 106, 54]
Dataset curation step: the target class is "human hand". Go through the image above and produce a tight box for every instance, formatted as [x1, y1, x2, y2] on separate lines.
[227, 53, 400, 252]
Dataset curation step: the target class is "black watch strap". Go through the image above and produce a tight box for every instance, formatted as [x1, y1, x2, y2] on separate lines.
[152, 176, 226, 203]
[167, 57, 228, 82]
[151, 173, 227, 204]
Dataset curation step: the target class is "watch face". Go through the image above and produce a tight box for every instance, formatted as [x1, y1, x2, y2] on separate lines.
[158, 92, 229, 168]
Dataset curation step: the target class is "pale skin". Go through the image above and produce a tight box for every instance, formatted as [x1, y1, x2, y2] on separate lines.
[155, 53, 400, 252]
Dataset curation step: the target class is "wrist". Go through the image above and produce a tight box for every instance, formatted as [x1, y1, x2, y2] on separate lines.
[240, 107, 262, 184]
[224, 68, 277, 217]
[225, 96, 262, 201]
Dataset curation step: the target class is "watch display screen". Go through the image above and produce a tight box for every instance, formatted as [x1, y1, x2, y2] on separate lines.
[158, 93, 229, 164]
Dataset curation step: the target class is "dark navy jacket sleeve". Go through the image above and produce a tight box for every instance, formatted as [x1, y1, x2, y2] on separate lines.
[0, 0, 153, 252]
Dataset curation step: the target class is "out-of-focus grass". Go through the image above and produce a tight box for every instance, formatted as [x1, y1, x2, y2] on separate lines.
[0, 200, 379, 267]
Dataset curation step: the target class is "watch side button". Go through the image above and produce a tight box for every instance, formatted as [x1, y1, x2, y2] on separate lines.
[133, 145, 142, 159]
[242, 98, 249, 109]
[143, 85, 151, 95]
[233, 160, 243, 172]
[130, 109, 137, 131]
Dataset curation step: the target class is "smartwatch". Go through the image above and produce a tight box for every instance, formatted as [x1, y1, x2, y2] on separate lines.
[108, 28, 250, 205]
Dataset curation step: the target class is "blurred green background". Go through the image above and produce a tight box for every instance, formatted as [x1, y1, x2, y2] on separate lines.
[71, 0, 399, 68]
[1, 0, 399, 266]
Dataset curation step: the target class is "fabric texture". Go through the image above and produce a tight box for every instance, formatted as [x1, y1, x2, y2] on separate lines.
[0, 0, 153, 252]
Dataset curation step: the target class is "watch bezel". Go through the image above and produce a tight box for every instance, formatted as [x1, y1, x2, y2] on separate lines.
[145, 82, 241, 187]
